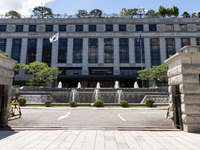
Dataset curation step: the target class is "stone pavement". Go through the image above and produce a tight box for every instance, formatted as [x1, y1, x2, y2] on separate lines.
[0, 130, 200, 150]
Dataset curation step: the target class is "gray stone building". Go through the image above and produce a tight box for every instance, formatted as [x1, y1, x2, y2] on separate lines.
[0, 18, 199, 87]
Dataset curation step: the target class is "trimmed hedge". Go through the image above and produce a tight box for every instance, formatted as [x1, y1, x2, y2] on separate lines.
[94, 100, 103, 107]
[25, 82, 47, 86]
[44, 100, 51, 107]
[69, 101, 77, 107]
[120, 100, 129, 107]
[153, 83, 168, 87]
[145, 99, 155, 107]
[18, 97, 26, 106]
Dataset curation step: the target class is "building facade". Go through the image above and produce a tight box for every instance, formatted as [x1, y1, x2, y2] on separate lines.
[0, 18, 200, 87]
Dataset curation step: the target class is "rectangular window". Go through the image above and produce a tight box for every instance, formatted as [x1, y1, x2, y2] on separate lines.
[76, 25, 83, 31]
[120, 68, 141, 76]
[136, 25, 143, 31]
[135, 38, 145, 63]
[0, 39, 6, 52]
[106, 25, 113, 31]
[166, 38, 175, 59]
[46, 25, 53, 32]
[42, 39, 52, 66]
[197, 38, 200, 45]
[181, 38, 190, 47]
[150, 38, 160, 66]
[26, 39, 37, 64]
[149, 25, 157, 31]
[0, 25, 6, 32]
[119, 38, 129, 63]
[166, 25, 174, 31]
[119, 25, 126, 31]
[104, 38, 113, 63]
[73, 39, 83, 63]
[196, 25, 200, 31]
[29, 25, 36, 32]
[58, 39, 67, 63]
[89, 68, 113, 75]
[88, 39, 98, 63]
[89, 25, 96, 31]
[11, 39, 21, 62]
[180, 24, 187, 31]
[59, 25, 66, 31]
[16, 25, 23, 32]
[66, 68, 82, 75]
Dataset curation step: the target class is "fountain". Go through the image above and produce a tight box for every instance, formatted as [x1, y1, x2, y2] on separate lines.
[69, 88, 80, 103]
[114, 81, 120, 89]
[58, 81, 62, 88]
[115, 90, 124, 103]
[92, 88, 102, 103]
[134, 81, 139, 88]
[96, 82, 100, 89]
[77, 82, 81, 89]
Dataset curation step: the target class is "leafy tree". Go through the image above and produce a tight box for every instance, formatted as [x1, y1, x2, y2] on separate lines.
[166, 8, 173, 17]
[158, 5, 167, 18]
[0, 50, 8, 57]
[145, 10, 156, 18]
[191, 12, 197, 18]
[13, 63, 26, 74]
[32, 6, 54, 18]
[127, 8, 138, 18]
[90, 9, 103, 18]
[172, 6, 179, 17]
[182, 11, 190, 18]
[198, 12, 200, 18]
[120, 8, 129, 18]
[5, 10, 21, 18]
[76, 10, 88, 18]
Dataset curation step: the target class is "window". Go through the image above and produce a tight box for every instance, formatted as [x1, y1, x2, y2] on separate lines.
[150, 38, 160, 66]
[66, 68, 82, 75]
[88, 39, 98, 63]
[59, 25, 66, 31]
[0, 25, 6, 32]
[106, 25, 113, 31]
[149, 25, 156, 31]
[119, 38, 129, 63]
[180, 24, 187, 31]
[16, 25, 23, 32]
[136, 25, 143, 31]
[11, 39, 21, 62]
[181, 38, 190, 47]
[0, 39, 6, 52]
[42, 39, 52, 66]
[104, 38, 113, 63]
[135, 38, 145, 63]
[29, 25, 36, 32]
[119, 25, 126, 31]
[166, 38, 175, 59]
[73, 39, 83, 63]
[46, 25, 53, 32]
[197, 38, 200, 45]
[26, 39, 37, 64]
[196, 25, 200, 31]
[166, 25, 174, 31]
[89, 68, 113, 75]
[58, 39, 67, 63]
[120, 68, 141, 76]
[89, 25, 96, 31]
[76, 25, 83, 31]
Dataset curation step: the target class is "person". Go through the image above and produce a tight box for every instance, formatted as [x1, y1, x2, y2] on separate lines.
[165, 94, 171, 118]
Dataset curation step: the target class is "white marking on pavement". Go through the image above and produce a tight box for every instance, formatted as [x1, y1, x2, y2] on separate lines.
[58, 112, 70, 120]
[117, 113, 126, 121]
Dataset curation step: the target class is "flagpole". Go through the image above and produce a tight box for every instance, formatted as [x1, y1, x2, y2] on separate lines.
[139, 32, 143, 88]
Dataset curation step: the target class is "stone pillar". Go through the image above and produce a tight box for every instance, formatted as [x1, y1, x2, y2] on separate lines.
[114, 38, 119, 75]
[20, 38, 28, 64]
[143, 24, 149, 31]
[51, 40, 58, 67]
[165, 51, 200, 132]
[98, 38, 104, 63]
[67, 38, 73, 63]
[113, 24, 118, 31]
[36, 38, 43, 62]
[190, 38, 196, 45]
[144, 38, 151, 68]
[160, 38, 166, 63]
[53, 25, 59, 32]
[82, 38, 88, 75]
[23, 25, 29, 32]
[175, 38, 181, 53]
[83, 25, 88, 32]
[129, 38, 135, 64]
[5, 38, 12, 58]
[174, 24, 180, 31]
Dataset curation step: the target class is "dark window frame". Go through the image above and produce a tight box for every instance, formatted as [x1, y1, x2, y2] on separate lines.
[119, 38, 129, 63]
[106, 25, 113, 32]
[59, 25, 66, 31]
[76, 25, 83, 32]
[26, 39, 37, 64]
[104, 38, 113, 63]
[166, 38, 175, 59]
[149, 25, 157, 31]
[11, 39, 22, 62]
[46, 25, 53, 32]
[0, 39, 6, 52]
[135, 38, 145, 63]
[42, 39, 52, 66]
[150, 38, 160, 66]
[136, 25, 143, 31]
[29, 25, 36, 32]
[73, 39, 83, 63]
[0, 25, 6, 32]
[166, 24, 174, 31]
[181, 38, 190, 47]
[89, 25, 96, 32]
[16, 25, 23, 32]
[88, 38, 98, 63]
[119, 25, 126, 31]
[180, 24, 187, 31]
[58, 38, 67, 63]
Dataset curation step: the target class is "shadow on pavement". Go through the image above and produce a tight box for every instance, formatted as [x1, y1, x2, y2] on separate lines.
[0, 125, 18, 140]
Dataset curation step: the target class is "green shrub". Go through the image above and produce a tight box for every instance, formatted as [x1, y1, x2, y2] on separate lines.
[120, 100, 129, 107]
[69, 101, 77, 107]
[0, 50, 8, 57]
[153, 83, 168, 87]
[25, 82, 47, 86]
[13, 80, 27, 86]
[94, 100, 103, 107]
[145, 99, 155, 107]
[44, 100, 51, 107]
[12, 85, 20, 87]
[18, 97, 26, 106]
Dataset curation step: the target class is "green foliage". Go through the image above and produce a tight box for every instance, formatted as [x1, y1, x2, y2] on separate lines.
[120, 8, 138, 18]
[0, 50, 8, 57]
[6, 10, 21, 18]
[44, 100, 51, 107]
[13, 80, 27, 86]
[198, 12, 200, 18]
[13, 63, 26, 74]
[69, 101, 77, 107]
[18, 97, 26, 106]
[90, 9, 102, 18]
[166, 8, 173, 17]
[33, 6, 54, 18]
[94, 100, 103, 107]
[145, 99, 154, 107]
[158, 5, 167, 18]
[12, 85, 20, 87]
[191, 12, 197, 18]
[145, 10, 156, 18]
[76, 10, 88, 18]
[25, 82, 47, 86]
[153, 83, 169, 87]
[182, 11, 190, 18]
[172, 6, 179, 17]
[120, 100, 129, 107]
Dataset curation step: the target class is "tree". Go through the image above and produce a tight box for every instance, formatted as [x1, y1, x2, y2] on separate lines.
[76, 10, 88, 18]
[0, 50, 8, 57]
[32, 6, 53, 18]
[182, 11, 190, 18]
[191, 12, 197, 18]
[5, 10, 21, 18]
[13, 63, 25, 74]
[90, 9, 103, 18]
[158, 5, 167, 18]
[120, 8, 129, 18]
[145, 10, 156, 18]
[127, 8, 138, 18]
[172, 6, 179, 17]
[166, 8, 173, 17]
[198, 12, 200, 18]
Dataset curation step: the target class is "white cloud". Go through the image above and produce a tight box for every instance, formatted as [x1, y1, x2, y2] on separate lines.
[0, 0, 55, 15]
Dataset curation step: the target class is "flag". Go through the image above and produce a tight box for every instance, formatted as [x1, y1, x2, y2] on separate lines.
[137, 33, 141, 46]
[49, 33, 59, 43]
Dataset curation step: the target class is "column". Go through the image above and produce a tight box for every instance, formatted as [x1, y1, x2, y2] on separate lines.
[160, 38, 166, 64]
[5, 38, 12, 58]
[143, 24, 149, 31]
[114, 38, 119, 75]
[51, 40, 58, 67]
[36, 38, 43, 62]
[129, 38, 135, 63]
[98, 38, 104, 63]
[113, 24, 118, 31]
[82, 38, 88, 75]
[53, 25, 59, 32]
[67, 38, 73, 63]
[19, 38, 28, 75]
[190, 38, 196, 45]
[144, 38, 151, 69]
[175, 38, 181, 53]
[174, 24, 180, 31]
[23, 25, 29, 32]
[83, 25, 88, 32]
